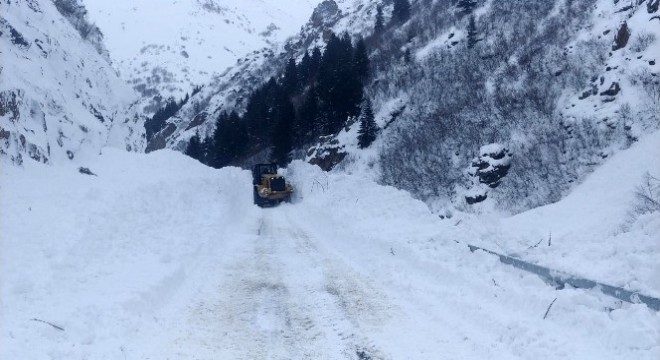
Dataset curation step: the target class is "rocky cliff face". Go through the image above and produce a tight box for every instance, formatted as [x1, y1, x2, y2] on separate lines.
[0, 0, 145, 165]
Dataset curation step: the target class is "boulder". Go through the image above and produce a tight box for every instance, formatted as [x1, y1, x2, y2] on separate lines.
[612, 22, 630, 51]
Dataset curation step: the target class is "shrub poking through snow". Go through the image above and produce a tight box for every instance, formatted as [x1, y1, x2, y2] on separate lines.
[633, 172, 660, 215]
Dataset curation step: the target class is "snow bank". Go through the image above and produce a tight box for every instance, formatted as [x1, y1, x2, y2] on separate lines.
[283, 161, 660, 359]
[447, 130, 660, 297]
[0, 149, 255, 359]
[2, 151, 658, 359]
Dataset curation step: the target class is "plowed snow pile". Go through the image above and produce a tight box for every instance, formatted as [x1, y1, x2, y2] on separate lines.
[1, 142, 659, 359]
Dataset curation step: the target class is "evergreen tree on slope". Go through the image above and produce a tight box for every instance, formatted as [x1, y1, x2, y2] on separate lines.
[358, 99, 378, 149]
[375, 5, 384, 33]
[185, 132, 203, 161]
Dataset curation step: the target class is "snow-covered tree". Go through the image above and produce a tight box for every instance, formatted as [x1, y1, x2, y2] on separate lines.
[375, 5, 384, 34]
[467, 15, 480, 49]
[358, 99, 378, 149]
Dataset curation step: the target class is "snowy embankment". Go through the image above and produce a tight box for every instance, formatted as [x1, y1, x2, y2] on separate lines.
[445, 131, 660, 298]
[1, 146, 659, 359]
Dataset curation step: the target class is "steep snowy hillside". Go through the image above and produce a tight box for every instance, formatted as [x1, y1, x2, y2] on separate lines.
[372, 0, 660, 213]
[155, 0, 659, 215]
[83, 0, 321, 114]
[2, 146, 658, 359]
[0, 0, 145, 165]
[144, 0, 370, 152]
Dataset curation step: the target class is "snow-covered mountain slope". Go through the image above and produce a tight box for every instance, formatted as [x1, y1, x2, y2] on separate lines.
[0, 0, 145, 165]
[145, 0, 370, 152]
[155, 0, 659, 215]
[354, 0, 660, 213]
[2, 146, 658, 359]
[82, 0, 321, 114]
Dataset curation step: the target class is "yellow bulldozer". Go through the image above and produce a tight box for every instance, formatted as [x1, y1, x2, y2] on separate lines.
[252, 163, 293, 207]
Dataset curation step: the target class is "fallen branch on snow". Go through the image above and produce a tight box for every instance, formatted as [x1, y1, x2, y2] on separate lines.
[31, 318, 65, 331]
[543, 298, 558, 320]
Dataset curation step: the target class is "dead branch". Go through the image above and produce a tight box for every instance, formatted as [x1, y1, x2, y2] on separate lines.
[528, 238, 543, 249]
[31, 318, 65, 331]
[543, 298, 558, 320]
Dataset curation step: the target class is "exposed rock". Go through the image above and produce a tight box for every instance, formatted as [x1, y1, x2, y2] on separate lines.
[9, 26, 30, 48]
[465, 192, 487, 205]
[600, 82, 621, 97]
[469, 144, 513, 189]
[311, 0, 340, 28]
[0, 127, 9, 142]
[146, 123, 177, 153]
[0, 90, 21, 122]
[308, 148, 347, 171]
[612, 22, 630, 51]
[615, 5, 633, 13]
[579, 90, 592, 100]
[307, 136, 347, 171]
[463, 144, 513, 206]
[649, 0, 659, 13]
[184, 112, 208, 131]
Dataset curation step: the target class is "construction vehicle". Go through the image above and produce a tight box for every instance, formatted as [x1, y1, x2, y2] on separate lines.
[252, 163, 293, 207]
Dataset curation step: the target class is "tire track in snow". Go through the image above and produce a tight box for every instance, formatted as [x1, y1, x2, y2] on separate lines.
[283, 200, 644, 360]
[163, 208, 395, 359]
[276, 209, 395, 360]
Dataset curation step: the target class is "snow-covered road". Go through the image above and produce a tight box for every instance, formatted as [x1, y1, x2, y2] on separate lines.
[1, 149, 659, 359]
[157, 209, 396, 359]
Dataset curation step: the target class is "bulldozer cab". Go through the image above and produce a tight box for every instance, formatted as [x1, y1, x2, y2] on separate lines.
[252, 163, 278, 185]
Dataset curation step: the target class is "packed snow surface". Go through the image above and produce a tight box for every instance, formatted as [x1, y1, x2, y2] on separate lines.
[2, 142, 659, 358]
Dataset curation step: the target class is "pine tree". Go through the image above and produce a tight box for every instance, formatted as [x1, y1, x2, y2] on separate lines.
[283, 58, 299, 95]
[298, 51, 312, 86]
[185, 132, 203, 161]
[298, 86, 319, 143]
[311, 47, 322, 75]
[404, 48, 412, 63]
[456, 0, 477, 15]
[467, 15, 479, 49]
[392, 0, 411, 23]
[211, 112, 229, 167]
[357, 99, 378, 149]
[374, 5, 384, 33]
[200, 136, 212, 165]
[353, 37, 370, 83]
[211, 111, 247, 168]
[271, 98, 294, 166]
[243, 78, 279, 144]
